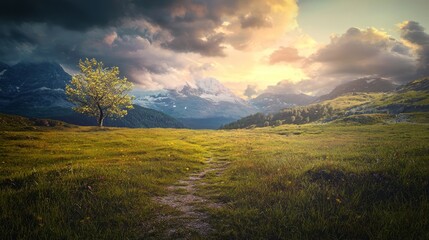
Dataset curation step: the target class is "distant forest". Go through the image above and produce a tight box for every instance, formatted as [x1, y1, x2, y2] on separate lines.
[222, 104, 335, 129]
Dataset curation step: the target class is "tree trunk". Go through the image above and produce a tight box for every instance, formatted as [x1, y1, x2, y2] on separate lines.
[97, 104, 104, 127]
[98, 116, 104, 127]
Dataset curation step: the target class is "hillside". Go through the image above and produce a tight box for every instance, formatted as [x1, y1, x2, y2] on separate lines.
[318, 77, 398, 101]
[222, 78, 429, 129]
[1, 104, 184, 129]
[397, 77, 429, 92]
[0, 113, 75, 131]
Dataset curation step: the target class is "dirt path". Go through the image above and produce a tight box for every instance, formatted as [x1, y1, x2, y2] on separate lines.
[153, 158, 229, 238]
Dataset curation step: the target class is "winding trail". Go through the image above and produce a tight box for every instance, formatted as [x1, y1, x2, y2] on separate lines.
[153, 158, 229, 238]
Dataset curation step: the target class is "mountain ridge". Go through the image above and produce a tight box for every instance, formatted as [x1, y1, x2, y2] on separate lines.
[318, 77, 398, 101]
[0, 62, 70, 97]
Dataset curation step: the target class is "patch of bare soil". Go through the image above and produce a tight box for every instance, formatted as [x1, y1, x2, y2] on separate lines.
[153, 158, 229, 239]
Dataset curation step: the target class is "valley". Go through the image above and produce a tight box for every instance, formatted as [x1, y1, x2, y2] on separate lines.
[2, 1, 429, 239]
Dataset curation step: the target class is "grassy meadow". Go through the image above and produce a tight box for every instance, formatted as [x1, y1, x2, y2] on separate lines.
[1, 115, 429, 239]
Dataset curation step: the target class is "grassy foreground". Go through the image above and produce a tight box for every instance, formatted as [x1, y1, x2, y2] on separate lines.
[1, 119, 429, 239]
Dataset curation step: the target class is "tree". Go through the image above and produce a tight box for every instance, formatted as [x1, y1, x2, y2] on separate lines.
[66, 58, 134, 127]
[305, 116, 310, 123]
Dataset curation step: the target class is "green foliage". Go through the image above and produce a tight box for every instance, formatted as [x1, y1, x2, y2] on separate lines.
[335, 113, 392, 124]
[66, 59, 134, 126]
[222, 104, 335, 129]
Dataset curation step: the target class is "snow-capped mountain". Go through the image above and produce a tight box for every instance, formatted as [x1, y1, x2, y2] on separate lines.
[175, 78, 247, 104]
[134, 78, 256, 120]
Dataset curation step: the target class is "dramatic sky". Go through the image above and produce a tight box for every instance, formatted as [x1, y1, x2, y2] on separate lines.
[1, 0, 428, 96]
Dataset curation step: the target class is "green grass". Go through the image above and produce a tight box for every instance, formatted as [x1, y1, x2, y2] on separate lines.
[370, 91, 429, 107]
[332, 113, 393, 124]
[321, 92, 385, 110]
[203, 124, 429, 239]
[321, 91, 429, 111]
[1, 115, 429, 239]
[406, 112, 429, 123]
[0, 126, 209, 239]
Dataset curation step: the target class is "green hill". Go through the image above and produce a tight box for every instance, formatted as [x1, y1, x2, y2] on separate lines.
[397, 77, 429, 92]
[223, 78, 429, 129]
[0, 113, 75, 131]
[1, 105, 185, 129]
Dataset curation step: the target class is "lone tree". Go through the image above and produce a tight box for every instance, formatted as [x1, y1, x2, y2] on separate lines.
[66, 58, 134, 127]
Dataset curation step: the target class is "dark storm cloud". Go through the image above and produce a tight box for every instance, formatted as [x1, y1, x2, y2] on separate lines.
[269, 47, 303, 64]
[0, 0, 130, 30]
[0, 0, 226, 55]
[164, 33, 226, 57]
[0, 0, 298, 89]
[0, 22, 187, 85]
[399, 21, 429, 76]
[0, 0, 289, 57]
[0, 0, 198, 56]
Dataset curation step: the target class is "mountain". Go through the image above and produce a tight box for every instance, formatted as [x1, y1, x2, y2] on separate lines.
[318, 77, 398, 101]
[397, 77, 429, 92]
[0, 62, 71, 111]
[0, 62, 184, 128]
[0, 62, 9, 71]
[250, 93, 315, 113]
[134, 78, 257, 128]
[0, 62, 70, 97]
[222, 77, 429, 129]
